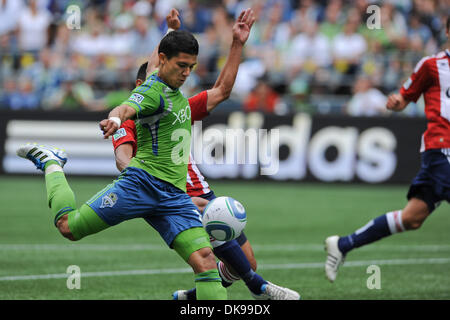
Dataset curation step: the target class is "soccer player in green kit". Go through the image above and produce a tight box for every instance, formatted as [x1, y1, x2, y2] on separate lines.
[15, 12, 260, 299]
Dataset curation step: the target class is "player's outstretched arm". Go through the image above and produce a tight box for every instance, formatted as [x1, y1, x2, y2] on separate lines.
[99, 104, 136, 139]
[386, 93, 409, 112]
[115, 143, 134, 171]
[206, 8, 255, 112]
[146, 8, 181, 76]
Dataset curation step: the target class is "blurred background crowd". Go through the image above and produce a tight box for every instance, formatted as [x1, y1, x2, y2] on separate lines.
[0, 0, 448, 116]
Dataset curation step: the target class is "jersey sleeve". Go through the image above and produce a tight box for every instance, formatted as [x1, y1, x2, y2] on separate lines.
[121, 89, 161, 118]
[112, 120, 137, 152]
[189, 91, 209, 123]
[400, 57, 432, 102]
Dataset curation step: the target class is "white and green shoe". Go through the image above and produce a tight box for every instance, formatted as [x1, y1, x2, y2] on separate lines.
[17, 143, 67, 171]
[252, 282, 301, 300]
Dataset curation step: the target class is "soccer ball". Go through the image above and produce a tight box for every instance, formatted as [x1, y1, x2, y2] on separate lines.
[202, 196, 247, 242]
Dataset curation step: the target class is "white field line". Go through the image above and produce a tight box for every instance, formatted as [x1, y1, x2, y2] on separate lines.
[1, 257, 450, 281]
[1, 243, 450, 252]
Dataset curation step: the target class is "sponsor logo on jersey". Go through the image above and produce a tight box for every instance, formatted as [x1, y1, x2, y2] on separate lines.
[112, 128, 127, 141]
[100, 192, 118, 208]
[129, 93, 145, 104]
[172, 105, 191, 125]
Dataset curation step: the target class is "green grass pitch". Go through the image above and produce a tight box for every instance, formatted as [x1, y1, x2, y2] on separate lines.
[1, 176, 449, 300]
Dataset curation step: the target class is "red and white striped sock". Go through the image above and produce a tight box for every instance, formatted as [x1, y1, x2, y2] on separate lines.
[217, 261, 240, 284]
[386, 210, 406, 234]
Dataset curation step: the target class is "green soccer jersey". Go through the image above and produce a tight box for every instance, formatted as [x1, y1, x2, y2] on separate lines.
[121, 71, 191, 191]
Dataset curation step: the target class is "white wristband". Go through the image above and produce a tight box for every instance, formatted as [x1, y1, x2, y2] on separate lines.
[166, 28, 175, 35]
[109, 117, 121, 128]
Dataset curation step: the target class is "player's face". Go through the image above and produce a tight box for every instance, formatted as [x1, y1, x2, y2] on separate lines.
[159, 52, 197, 88]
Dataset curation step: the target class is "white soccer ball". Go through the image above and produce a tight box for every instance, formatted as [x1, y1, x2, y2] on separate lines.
[202, 196, 247, 242]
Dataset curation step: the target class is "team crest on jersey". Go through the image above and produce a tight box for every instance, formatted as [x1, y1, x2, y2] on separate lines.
[129, 93, 145, 104]
[100, 192, 118, 208]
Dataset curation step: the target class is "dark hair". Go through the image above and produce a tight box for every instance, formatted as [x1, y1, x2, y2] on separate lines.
[158, 30, 199, 59]
[447, 16, 450, 32]
[136, 62, 148, 81]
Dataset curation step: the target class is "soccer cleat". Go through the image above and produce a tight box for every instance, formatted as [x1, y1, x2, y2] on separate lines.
[325, 235, 345, 282]
[172, 290, 189, 300]
[251, 282, 300, 300]
[16, 143, 67, 171]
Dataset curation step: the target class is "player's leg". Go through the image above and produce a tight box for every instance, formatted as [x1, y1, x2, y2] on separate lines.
[17, 143, 110, 240]
[234, 233, 257, 271]
[174, 231, 300, 300]
[196, 193, 262, 288]
[46, 165, 110, 240]
[172, 227, 227, 300]
[325, 197, 430, 282]
[176, 192, 300, 300]
[335, 196, 430, 254]
[325, 149, 449, 282]
[181, 194, 264, 298]
[191, 196, 209, 213]
[148, 187, 227, 300]
[215, 234, 300, 300]
[213, 238, 266, 293]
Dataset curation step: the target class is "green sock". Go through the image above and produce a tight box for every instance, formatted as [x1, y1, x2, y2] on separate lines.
[195, 269, 227, 300]
[44, 162, 110, 239]
[44, 164, 76, 220]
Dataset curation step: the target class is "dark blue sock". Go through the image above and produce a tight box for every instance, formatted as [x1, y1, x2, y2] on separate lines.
[214, 240, 267, 294]
[338, 214, 391, 255]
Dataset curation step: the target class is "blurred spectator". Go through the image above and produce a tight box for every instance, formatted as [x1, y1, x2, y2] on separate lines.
[345, 76, 388, 117]
[259, 1, 292, 49]
[131, 15, 162, 59]
[17, 0, 52, 52]
[211, 5, 234, 57]
[0, 0, 446, 115]
[331, 8, 367, 94]
[244, 75, 288, 115]
[331, 9, 367, 75]
[196, 23, 221, 85]
[408, 12, 433, 46]
[286, 20, 331, 80]
[7, 75, 40, 110]
[290, 0, 322, 34]
[1, 78, 18, 109]
[0, 0, 24, 36]
[233, 58, 266, 99]
[109, 10, 134, 56]
[132, 0, 152, 18]
[46, 76, 95, 110]
[50, 23, 72, 56]
[182, 0, 210, 34]
[379, 2, 408, 49]
[72, 19, 108, 56]
[319, 0, 344, 40]
[381, 55, 403, 93]
[21, 47, 65, 108]
[415, 0, 442, 40]
[90, 81, 133, 111]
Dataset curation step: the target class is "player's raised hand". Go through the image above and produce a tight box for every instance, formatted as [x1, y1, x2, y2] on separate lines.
[166, 8, 181, 30]
[386, 93, 406, 111]
[232, 8, 255, 45]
